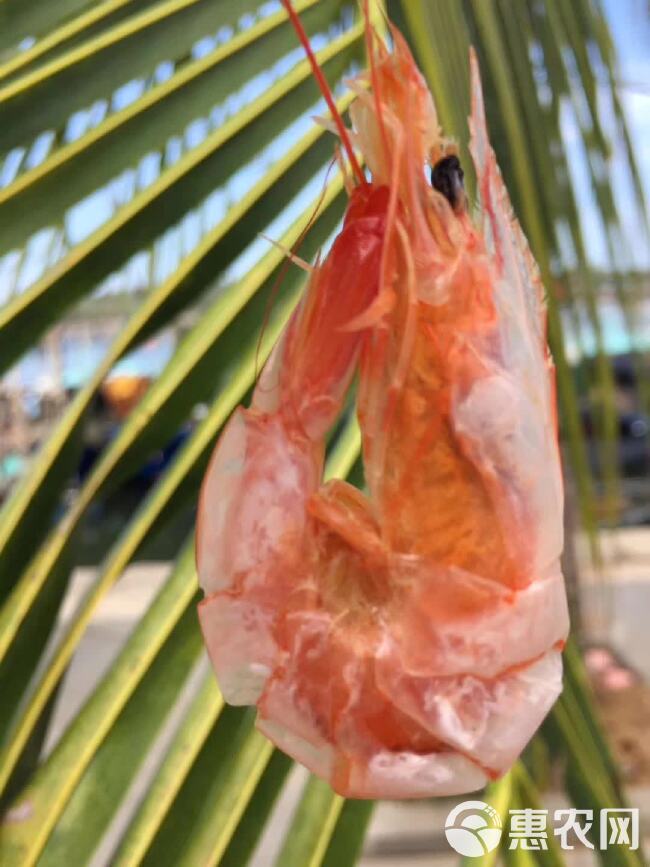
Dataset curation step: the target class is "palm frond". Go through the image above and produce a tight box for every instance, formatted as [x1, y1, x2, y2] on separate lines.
[1, 0, 647, 863]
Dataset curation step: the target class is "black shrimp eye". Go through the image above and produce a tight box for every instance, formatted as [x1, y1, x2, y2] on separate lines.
[430, 154, 465, 212]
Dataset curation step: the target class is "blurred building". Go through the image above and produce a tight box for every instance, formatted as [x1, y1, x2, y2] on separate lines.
[0, 293, 177, 499]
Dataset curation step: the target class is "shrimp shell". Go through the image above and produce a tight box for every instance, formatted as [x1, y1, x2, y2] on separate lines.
[196, 5, 568, 798]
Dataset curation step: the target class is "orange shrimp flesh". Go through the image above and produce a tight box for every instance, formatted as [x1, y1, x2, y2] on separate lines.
[196, 4, 568, 798]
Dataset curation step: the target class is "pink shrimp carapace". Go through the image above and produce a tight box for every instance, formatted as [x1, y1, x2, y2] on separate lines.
[196, 1, 568, 799]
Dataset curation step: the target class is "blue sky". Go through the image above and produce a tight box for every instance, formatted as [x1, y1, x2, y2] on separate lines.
[1, 1, 648, 341]
[566, 0, 650, 270]
[0, 0, 647, 388]
[606, 0, 650, 204]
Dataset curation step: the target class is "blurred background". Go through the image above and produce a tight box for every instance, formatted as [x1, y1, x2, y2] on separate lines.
[0, 0, 648, 864]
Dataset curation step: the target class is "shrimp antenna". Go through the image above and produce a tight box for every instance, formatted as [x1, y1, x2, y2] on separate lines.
[254, 154, 338, 382]
[362, 0, 390, 170]
[280, 0, 365, 185]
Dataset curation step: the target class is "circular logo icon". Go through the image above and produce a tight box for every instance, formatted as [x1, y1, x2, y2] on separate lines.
[445, 800, 502, 857]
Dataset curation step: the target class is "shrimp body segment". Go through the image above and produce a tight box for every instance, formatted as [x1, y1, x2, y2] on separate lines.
[196, 17, 568, 799]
